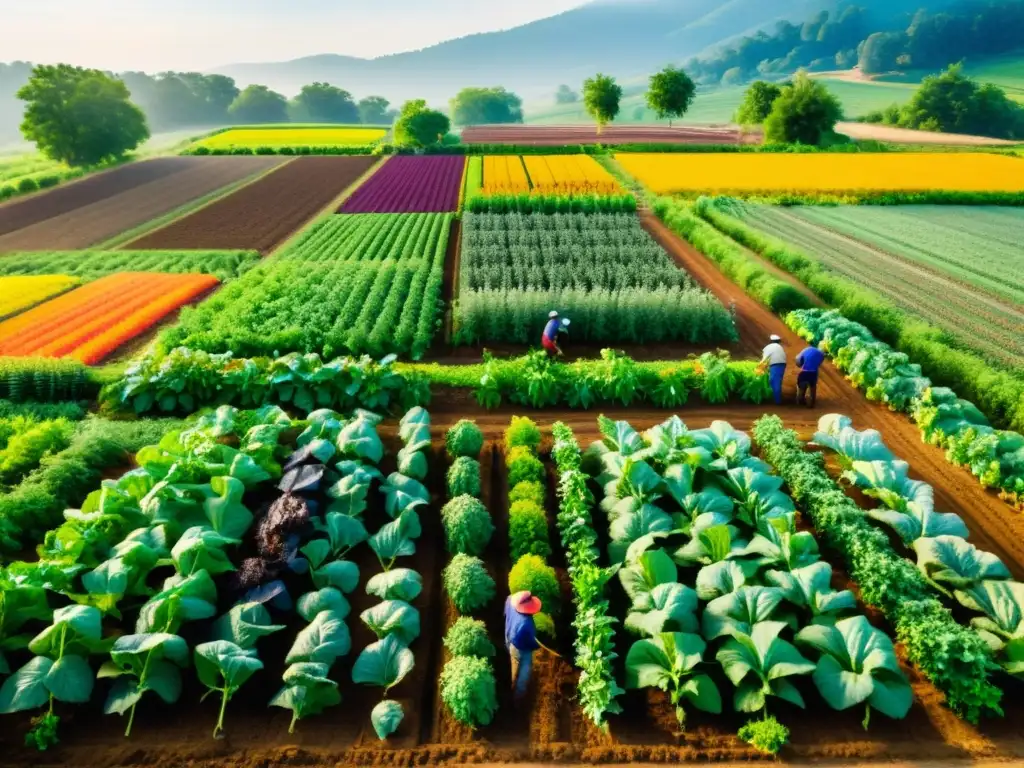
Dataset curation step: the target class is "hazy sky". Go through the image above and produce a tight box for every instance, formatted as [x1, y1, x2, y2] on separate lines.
[5, 0, 591, 72]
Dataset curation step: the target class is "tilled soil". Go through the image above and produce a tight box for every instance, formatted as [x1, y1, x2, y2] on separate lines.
[0, 157, 285, 251]
[0, 158, 201, 238]
[129, 156, 379, 253]
[460, 125, 754, 146]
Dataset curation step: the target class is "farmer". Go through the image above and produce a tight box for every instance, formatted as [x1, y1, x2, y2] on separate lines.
[795, 340, 826, 407]
[761, 334, 787, 405]
[504, 590, 542, 702]
[541, 310, 570, 358]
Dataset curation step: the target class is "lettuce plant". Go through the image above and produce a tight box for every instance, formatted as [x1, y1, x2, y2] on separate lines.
[701, 586, 788, 642]
[765, 562, 857, 624]
[625, 632, 721, 728]
[716, 620, 815, 713]
[194, 640, 264, 738]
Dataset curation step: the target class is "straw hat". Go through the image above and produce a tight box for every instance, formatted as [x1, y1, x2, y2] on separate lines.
[549, 310, 559, 319]
[510, 591, 542, 615]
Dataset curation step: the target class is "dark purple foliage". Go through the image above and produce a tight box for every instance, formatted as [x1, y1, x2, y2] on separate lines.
[278, 464, 326, 494]
[339, 155, 465, 213]
[256, 494, 311, 558]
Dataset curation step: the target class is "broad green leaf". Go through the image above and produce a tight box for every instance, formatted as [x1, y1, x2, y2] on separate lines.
[716, 621, 815, 713]
[325, 513, 369, 554]
[312, 560, 360, 593]
[352, 634, 414, 690]
[618, 549, 677, 603]
[765, 563, 857, 621]
[301, 540, 332, 570]
[29, 605, 103, 655]
[297, 588, 351, 622]
[702, 586, 787, 641]
[956, 580, 1024, 647]
[171, 526, 238, 576]
[0, 656, 54, 713]
[336, 417, 384, 464]
[696, 561, 748, 602]
[104, 677, 143, 715]
[269, 665, 341, 722]
[397, 447, 428, 482]
[381, 473, 430, 518]
[211, 603, 286, 649]
[286, 610, 351, 666]
[360, 601, 421, 645]
[371, 698, 405, 740]
[135, 570, 217, 634]
[194, 640, 263, 690]
[369, 512, 420, 564]
[203, 476, 253, 539]
[608, 504, 673, 563]
[913, 536, 1011, 591]
[624, 632, 722, 721]
[145, 659, 184, 703]
[44, 654, 94, 703]
[111, 633, 189, 671]
[868, 499, 969, 545]
[326, 473, 371, 518]
[625, 583, 699, 637]
[366, 569, 423, 602]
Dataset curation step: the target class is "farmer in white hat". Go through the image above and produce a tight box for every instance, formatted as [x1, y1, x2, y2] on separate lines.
[541, 310, 570, 359]
[504, 590, 542, 701]
[761, 333, 787, 405]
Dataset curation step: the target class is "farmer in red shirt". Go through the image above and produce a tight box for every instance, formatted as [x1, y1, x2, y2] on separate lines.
[541, 311, 569, 358]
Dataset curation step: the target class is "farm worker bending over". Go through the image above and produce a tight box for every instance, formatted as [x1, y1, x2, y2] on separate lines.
[795, 341, 826, 408]
[761, 334, 787, 405]
[505, 590, 542, 701]
[541, 310, 570, 358]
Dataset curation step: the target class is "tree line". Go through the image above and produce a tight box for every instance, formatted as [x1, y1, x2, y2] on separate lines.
[684, 0, 1024, 85]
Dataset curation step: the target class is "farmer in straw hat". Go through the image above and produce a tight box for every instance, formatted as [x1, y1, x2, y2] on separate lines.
[541, 310, 570, 359]
[761, 333, 787, 406]
[505, 590, 542, 701]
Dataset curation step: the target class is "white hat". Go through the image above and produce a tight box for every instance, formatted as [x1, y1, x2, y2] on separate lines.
[549, 310, 559, 318]
[769, 334, 781, 342]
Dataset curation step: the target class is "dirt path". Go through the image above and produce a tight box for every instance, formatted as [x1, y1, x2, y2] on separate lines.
[835, 121, 1019, 146]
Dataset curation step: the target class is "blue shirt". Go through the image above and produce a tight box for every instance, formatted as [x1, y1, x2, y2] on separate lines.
[796, 346, 826, 373]
[504, 597, 539, 651]
[543, 318, 560, 341]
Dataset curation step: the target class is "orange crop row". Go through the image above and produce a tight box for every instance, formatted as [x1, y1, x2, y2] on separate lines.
[0, 272, 219, 364]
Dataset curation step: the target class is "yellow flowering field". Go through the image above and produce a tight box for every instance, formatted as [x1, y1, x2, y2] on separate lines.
[616, 152, 1024, 194]
[522, 155, 620, 195]
[197, 127, 386, 149]
[0, 275, 79, 319]
[483, 156, 531, 194]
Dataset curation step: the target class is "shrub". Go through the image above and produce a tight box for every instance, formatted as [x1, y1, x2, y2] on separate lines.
[441, 495, 494, 556]
[508, 480, 545, 507]
[17, 177, 39, 193]
[505, 416, 541, 452]
[443, 617, 496, 658]
[447, 456, 481, 498]
[508, 554, 560, 615]
[507, 447, 544, 486]
[443, 554, 496, 613]
[440, 656, 498, 728]
[739, 716, 790, 755]
[446, 419, 484, 459]
[508, 500, 551, 561]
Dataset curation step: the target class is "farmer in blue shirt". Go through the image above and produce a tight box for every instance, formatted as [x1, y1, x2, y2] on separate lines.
[795, 341, 826, 407]
[504, 590, 541, 701]
[541, 311, 570, 358]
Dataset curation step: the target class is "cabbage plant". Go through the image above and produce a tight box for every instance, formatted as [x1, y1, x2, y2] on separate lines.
[912, 536, 1011, 596]
[716, 620, 815, 712]
[625, 632, 722, 728]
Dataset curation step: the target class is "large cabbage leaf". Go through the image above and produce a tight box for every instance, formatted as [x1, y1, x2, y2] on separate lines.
[625, 632, 721, 727]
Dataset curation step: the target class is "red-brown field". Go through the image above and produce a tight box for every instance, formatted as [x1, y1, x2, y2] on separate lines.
[460, 124, 753, 145]
[128, 156, 379, 252]
[0, 157, 284, 251]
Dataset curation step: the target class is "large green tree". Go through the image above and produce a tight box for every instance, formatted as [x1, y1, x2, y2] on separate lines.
[18, 64, 149, 167]
[645, 66, 696, 126]
[358, 96, 392, 125]
[449, 87, 523, 126]
[393, 99, 450, 147]
[228, 84, 288, 123]
[291, 82, 359, 123]
[734, 81, 784, 124]
[582, 73, 622, 134]
[763, 72, 842, 145]
[898, 64, 1024, 138]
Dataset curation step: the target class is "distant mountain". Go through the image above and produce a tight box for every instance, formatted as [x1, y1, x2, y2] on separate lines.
[213, 0, 957, 104]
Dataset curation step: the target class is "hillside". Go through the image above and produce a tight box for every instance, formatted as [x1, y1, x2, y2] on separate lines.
[212, 0, 948, 103]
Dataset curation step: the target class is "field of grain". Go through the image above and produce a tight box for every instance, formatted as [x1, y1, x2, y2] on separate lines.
[196, 127, 387, 149]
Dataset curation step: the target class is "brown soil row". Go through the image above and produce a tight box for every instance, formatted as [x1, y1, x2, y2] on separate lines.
[0, 157, 201, 239]
[129, 156, 378, 253]
[460, 125, 752, 146]
[0, 157, 285, 252]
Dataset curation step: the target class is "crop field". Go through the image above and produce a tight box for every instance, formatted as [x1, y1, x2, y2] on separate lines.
[480, 155, 619, 196]
[0, 249, 259, 282]
[617, 152, 1024, 195]
[0, 272, 218, 363]
[462, 124, 749, 145]
[130, 156, 378, 252]
[0, 276, 80, 319]
[0, 156, 284, 251]
[455, 211, 736, 345]
[725, 201, 1024, 369]
[339, 156, 464, 213]
[160, 213, 452, 359]
[194, 127, 387, 149]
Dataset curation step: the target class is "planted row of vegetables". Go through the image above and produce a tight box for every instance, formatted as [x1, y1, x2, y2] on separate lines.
[0, 403, 435, 748]
[788, 308, 1023, 509]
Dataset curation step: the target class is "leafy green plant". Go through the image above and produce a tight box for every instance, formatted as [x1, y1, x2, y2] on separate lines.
[738, 715, 790, 755]
[509, 480, 545, 506]
[361, 600, 421, 645]
[716, 621, 815, 712]
[447, 456, 481, 498]
[366, 568, 423, 602]
[507, 447, 544, 486]
[505, 416, 541, 452]
[371, 698, 405, 740]
[509, 499, 552, 561]
[444, 617, 496, 658]
[441, 495, 494, 556]
[269, 662, 341, 734]
[439, 655, 498, 728]
[443, 553, 496, 613]
[194, 640, 263, 738]
[912, 536, 1011, 595]
[352, 634, 414, 691]
[625, 632, 721, 728]
[508, 554, 560, 615]
[446, 419, 484, 459]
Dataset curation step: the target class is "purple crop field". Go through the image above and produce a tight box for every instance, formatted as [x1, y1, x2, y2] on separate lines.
[338, 155, 465, 213]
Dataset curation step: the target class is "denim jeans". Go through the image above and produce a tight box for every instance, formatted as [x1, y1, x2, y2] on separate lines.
[508, 644, 533, 699]
[769, 363, 786, 405]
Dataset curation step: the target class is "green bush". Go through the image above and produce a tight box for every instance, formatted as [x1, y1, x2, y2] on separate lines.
[446, 419, 484, 459]
[439, 655, 498, 728]
[443, 617, 496, 658]
[508, 500, 551, 561]
[17, 177, 39, 193]
[441, 495, 494, 556]
[504, 416, 541, 452]
[508, 480, 545, 507]
[739, 716, 790, 755]
[507, 447, 544, 486]
[447, 456, 481, 498]
[0, 418, 75, 487]
[443, 553, 496, 614]
[0, 357, 97, 402]
[508, 554, 560, 615]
